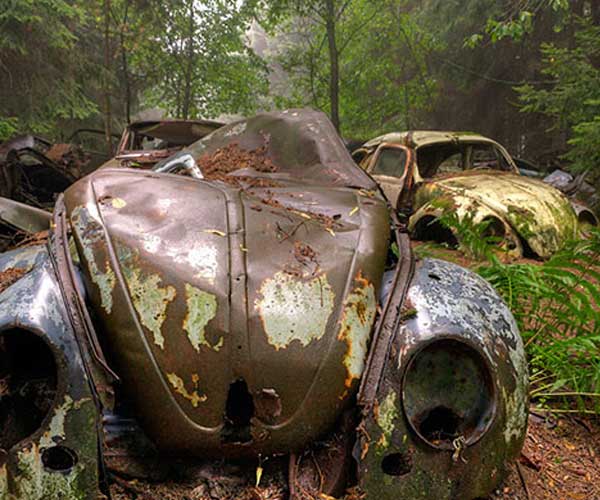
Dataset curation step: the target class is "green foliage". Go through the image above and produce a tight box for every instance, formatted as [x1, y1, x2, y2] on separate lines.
[134, 0, 268, 120]
[478, 230, 600, 413]
[436, 209, 503, 261]
[0, 0, 98, 136]
[468, 0, 569, 45]
[0, 118, 19, 142]
[516, 21, 600, 172]
[262, 0, 440, 137]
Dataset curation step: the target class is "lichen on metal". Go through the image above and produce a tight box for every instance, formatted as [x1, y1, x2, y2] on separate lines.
[14, 444, 85, 500]
[167, 372, 207, 407]
[183, 283, 219, 351]
[337, 272, 377, 387]
[376, 389, 399, 450]
[71, 205, 116, 313]
[255, 271, 335, 350]
[116, 243, 176, 349]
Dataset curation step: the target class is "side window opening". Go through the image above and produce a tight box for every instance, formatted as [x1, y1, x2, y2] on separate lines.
[372, 148, 407, 177]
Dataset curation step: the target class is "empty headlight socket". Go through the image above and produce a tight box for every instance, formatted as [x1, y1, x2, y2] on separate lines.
[401, 336, 498, 451]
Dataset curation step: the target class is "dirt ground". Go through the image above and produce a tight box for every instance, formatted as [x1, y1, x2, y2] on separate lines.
[108, 411, 600, 500]
[491, 411, 600, 500]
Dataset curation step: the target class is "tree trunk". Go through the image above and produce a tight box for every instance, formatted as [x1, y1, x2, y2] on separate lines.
[119, 0, 132, 124]
[103, 0, 113, 154]
[182, 0, 195, 120]
[325, 0, 340, 131]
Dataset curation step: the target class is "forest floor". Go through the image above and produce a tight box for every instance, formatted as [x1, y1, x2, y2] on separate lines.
[108, 412, 600, 500]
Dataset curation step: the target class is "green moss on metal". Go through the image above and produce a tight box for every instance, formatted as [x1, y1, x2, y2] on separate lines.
[184, 284, 219, 351]
[376, 389, 399, 450]
[256, 271, 335, 350]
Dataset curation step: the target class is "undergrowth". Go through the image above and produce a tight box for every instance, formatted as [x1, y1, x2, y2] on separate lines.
[436, 213, 600, 415]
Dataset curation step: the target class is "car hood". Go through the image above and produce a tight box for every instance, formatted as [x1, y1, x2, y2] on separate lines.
[63, 109, 390, 457]
[419, 173, 578, 258]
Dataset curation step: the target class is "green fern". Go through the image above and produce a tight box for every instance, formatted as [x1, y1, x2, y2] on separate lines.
[478, 228, 600, 413]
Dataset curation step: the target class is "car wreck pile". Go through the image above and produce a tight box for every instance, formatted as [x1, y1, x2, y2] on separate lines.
[0, 110, 528, 500]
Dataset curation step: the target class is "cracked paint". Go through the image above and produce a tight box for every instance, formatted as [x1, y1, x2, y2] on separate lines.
[167, 372, 207, 407]
[338, 272, 377, 387]
[256, 271, 335, 350]
[117, 243, 176, 349]
[184, 284, 219, 351]
[71, 206, 116, 313]
[376, 390, 399, 450]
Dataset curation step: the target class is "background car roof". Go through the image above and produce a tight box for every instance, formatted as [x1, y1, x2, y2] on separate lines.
[362, 131, 501, 150]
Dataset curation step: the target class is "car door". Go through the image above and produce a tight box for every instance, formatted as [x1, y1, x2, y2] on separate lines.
[364, 144, 412, 209]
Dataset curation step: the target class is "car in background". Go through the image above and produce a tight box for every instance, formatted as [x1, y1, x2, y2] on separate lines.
[353, 131, 598, 259]
[105, 118, 224, 169]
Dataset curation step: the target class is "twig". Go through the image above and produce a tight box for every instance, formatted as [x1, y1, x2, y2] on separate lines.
[516, 462, 531, 500]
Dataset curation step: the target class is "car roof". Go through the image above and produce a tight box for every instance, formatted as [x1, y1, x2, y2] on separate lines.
[361, 131, 501, 150]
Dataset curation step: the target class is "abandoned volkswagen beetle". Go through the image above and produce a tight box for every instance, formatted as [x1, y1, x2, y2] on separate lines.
[353, 131, 598, 259]
[0, 110, 528, 500]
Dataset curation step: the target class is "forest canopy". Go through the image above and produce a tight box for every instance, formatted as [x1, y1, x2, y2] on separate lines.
[1, 0, 599, 175]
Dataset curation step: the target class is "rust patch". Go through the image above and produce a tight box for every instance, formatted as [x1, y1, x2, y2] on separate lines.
[0, 267, 26, 294]
[338, 272, 377, 388]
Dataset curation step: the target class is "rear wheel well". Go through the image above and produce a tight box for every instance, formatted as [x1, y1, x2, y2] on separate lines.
[412, 216, 458, 248]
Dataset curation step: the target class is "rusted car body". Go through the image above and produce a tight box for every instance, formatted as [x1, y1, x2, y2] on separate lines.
[106, 118, 224, 169]
[0, 111, 528, 499]
[353, 131, 598, 259]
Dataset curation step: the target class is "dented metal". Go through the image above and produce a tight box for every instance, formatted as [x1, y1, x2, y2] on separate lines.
[0, 110, 528, 500]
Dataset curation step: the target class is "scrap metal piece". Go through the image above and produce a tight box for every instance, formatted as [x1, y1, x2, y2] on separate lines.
[0, 197, 51, 234]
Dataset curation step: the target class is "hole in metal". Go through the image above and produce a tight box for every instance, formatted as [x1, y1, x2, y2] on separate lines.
[222, 379, 254, 443]
[42, 445, 78, 473]
[418, 406, 460, 443]
[381, 452, 412, 476]
[402, 338, 496, 450]
[0, 329, 57, 451]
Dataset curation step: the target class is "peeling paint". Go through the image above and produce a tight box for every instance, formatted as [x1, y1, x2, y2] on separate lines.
[71, 205, 116, 313]
[111, 197, 127, 209]
[338, 272, 377, 387]
[117, 243, 176, 349]
[167, 372, 207, 407]
[256, 271, 335, 350]
[184, 283, 219, 351]
[376, 390, 399, 450]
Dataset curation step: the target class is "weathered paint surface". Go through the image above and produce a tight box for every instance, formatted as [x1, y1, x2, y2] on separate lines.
[183, 283, 219, 351]
[375, 389, 399, 450]
[359, 258, 528, 499]
[116, 243, 176, 349]
[410, 173, 578, 259]
[71, 205, 116, 312]
[256, 271, 335, 350]
[338, 272, 377, 387]
[167, 372, 207, 407]
[0, 247, 100, 499]
[141, 233, 219, 285]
